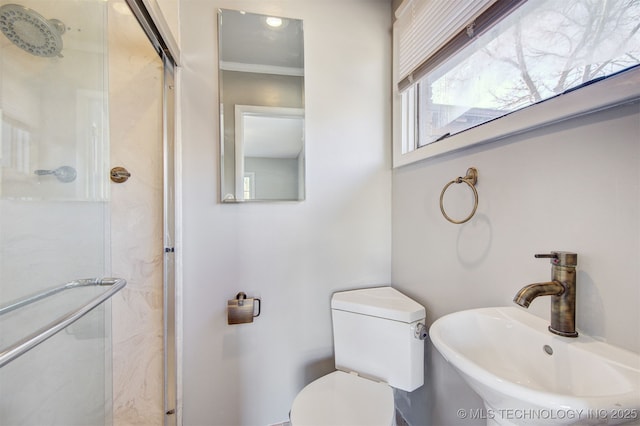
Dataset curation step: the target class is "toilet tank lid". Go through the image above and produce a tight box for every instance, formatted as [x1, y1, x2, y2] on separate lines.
[331, 286, 425, 323]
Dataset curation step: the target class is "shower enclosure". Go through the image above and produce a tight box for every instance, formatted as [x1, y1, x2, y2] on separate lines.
[0, 0, 178, 423]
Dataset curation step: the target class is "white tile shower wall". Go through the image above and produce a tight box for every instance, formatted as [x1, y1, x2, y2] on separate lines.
[392, 102, 640, 425]
[0, 201, 107, 299]
[0, 200, 108, 425]
[180, 0, 393, 424]
[0, 307, 110, 425]
[108, 1, 165, 424]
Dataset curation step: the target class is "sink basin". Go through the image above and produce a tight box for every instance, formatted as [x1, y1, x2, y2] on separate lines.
[429, 307, 640, 425]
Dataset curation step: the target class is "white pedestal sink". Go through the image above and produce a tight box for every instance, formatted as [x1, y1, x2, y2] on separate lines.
[429, 307, 640, 425]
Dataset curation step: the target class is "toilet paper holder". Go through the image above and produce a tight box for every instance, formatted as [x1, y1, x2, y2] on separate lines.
[227, 292, 261, 325]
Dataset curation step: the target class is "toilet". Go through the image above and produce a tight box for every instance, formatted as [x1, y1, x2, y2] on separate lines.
[290, 286, 426, 426]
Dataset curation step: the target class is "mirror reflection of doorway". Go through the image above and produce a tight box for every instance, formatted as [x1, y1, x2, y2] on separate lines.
[234, 105, 304, 201]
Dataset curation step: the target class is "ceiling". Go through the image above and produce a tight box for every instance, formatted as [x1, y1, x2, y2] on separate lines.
[218, 9, 304, 72]
[244, 114, 304, 158]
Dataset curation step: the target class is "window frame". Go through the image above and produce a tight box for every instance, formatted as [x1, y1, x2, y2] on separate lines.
[392, 1, 640, 168]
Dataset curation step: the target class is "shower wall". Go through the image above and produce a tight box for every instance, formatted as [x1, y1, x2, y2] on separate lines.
[108, 1, 165, 425]
[0, 1, 165, 425]
[0, 0, 112, 424]
[0, 0, 109, 291]
[0, 0, 109, 203]
[0, 304, 113, 425]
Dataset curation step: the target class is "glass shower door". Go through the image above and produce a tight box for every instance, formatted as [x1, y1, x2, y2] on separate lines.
[0, 0, 114, 424]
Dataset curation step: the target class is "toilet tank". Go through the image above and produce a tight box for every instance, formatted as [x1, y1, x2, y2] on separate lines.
[331, 286, 426, 392]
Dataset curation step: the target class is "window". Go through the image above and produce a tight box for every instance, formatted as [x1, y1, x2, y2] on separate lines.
[243, 172, 255, 200]
[1, 114, 32, 175]
[394, 0, 640, 165]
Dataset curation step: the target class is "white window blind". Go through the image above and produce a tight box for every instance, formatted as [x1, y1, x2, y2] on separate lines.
[394, 0, 498, 87]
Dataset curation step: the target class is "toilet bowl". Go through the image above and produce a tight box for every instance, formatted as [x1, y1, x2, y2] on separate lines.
[289, 286, 426, 425]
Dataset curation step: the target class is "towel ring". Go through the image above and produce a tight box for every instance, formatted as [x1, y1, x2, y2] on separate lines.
[440, 167, 479, 224]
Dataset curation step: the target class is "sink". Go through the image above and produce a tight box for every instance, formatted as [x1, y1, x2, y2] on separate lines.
[429, 307, 640, 425]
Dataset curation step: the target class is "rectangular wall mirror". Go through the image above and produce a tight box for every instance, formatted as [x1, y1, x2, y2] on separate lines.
[218, 9, 305, 202]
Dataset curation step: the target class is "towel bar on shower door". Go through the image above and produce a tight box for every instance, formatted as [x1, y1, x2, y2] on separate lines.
[0, 277, 127, 368]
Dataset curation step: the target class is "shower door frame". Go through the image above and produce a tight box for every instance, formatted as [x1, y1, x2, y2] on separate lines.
[122, 1, 181, 425]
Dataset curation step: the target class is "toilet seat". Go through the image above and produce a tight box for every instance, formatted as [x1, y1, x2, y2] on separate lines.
[290, 370, 395, 426]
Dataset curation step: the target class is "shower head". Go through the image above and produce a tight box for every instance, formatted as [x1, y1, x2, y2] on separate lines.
[0, 4, 65, 57]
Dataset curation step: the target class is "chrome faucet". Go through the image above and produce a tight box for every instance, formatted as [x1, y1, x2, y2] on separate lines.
[513, 252, 578, 337]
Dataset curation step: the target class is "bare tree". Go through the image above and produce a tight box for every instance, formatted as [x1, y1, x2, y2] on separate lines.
[482, 0, 640, 110]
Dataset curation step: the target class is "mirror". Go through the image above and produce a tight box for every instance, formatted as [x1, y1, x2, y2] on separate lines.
[218, 9, 305, 202]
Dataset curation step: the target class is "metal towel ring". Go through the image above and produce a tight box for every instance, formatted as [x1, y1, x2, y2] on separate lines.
[440, 167, 479, 224]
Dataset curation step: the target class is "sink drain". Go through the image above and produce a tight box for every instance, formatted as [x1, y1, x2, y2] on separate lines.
[543, 345, 553, 355]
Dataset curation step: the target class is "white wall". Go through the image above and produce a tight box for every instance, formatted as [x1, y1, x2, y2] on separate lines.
[392, 102, 640, 425]
[180, 0, 392, 424]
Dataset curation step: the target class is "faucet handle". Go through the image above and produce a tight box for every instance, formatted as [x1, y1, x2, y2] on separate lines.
[534, 253, 557, 259]
[535, 252, 577, 267]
